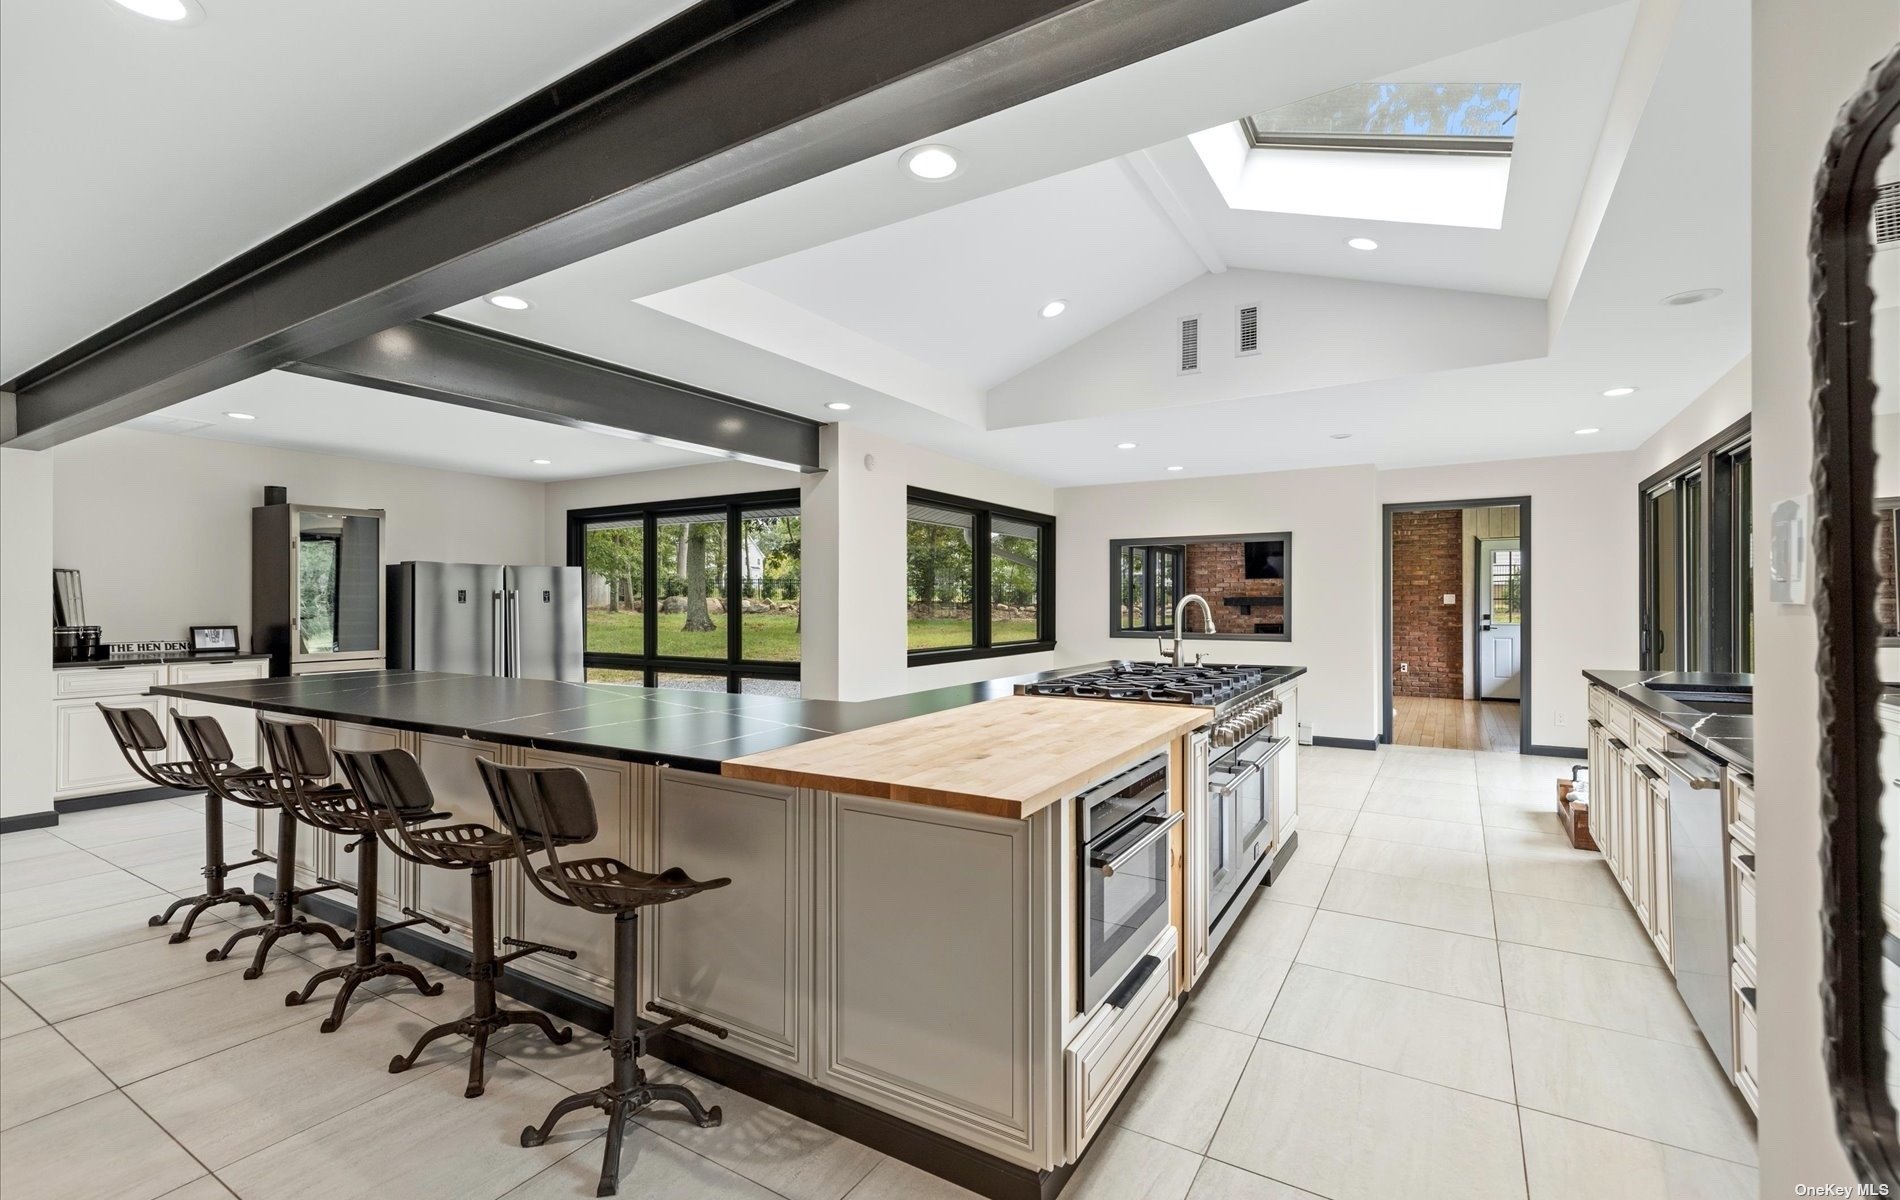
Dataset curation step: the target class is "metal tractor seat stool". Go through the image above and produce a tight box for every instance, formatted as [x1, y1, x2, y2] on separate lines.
[478, 758, 730, 1198]
[175, 712, 353, 976]
[257, 716, 444, 1032]
[334, 745, 575, 1097]
[98, 704, 273, 940]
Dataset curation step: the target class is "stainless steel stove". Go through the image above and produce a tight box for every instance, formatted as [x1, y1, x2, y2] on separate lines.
[1017, 662, 1282, 735]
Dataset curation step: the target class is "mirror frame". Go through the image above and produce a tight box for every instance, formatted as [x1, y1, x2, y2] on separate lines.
[1815, 41, 1900, 1186]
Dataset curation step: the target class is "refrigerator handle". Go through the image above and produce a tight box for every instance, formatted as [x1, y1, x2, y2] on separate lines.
[491, 590, 505, 676]
[508, 590, 522, 677]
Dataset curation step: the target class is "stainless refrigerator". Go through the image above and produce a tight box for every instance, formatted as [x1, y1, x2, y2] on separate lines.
[388, 562, 583, 681]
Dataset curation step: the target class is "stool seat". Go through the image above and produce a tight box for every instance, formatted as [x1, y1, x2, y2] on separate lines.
[406, 822, 517, 866]
[535, 861, 729, 910]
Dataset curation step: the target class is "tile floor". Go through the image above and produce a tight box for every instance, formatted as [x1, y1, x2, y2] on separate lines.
[0, 748, 1758, 1200]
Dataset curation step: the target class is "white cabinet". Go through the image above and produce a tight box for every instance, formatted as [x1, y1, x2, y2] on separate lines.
[1587, 687, 1673, 969]
[165, 660, 269, 770]
[51, 659, 268, 801]
[1642, 763, 1672, 969]
[1726, 770, 1758, 1115]
[1064, 927, 1176, 1156]
[53, 692, 166, 797]
[1274, 685, 1299, 847]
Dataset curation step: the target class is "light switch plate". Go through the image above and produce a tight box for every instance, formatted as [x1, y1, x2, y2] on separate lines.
[1443, 593, 1456, 605]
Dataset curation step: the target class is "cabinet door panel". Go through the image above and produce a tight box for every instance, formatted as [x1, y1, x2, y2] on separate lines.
[54, 695, 161, 797]
[1647, 774, 1672, 966]
[327, 723, 408, 916]
[412, 735, 508, 943]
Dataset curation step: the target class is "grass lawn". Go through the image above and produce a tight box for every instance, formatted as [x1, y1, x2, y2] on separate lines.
[906, 617, 1038, 650]
[586, 607, 800, 661]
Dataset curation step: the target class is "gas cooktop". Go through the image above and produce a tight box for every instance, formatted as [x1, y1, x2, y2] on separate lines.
[1016, 662, 1271, 709]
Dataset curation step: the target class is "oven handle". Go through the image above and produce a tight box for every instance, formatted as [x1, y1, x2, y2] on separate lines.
[1210, 760, 1263, 800]
[1090, 811, 1185, 877]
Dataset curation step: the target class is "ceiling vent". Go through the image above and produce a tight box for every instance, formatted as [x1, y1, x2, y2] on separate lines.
[1177, 315, 1202, 375]
[1877, 182, 1900, 248]
[1235, 304, 1261, 357]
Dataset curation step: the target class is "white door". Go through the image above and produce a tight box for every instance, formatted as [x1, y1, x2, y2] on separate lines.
[1477, 538, 1522, 700]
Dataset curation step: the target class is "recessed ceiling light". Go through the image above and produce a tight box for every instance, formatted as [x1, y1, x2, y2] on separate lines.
[530, 458, 552, 465]
[223, 412, 255, 421]
[1116, 442, 1137, 450]
[1601, 386, 1637, 397]
[826, 402, 852, 411]
[1040, 299, 1067, 319]
[1329, 433, 1352, 440]
[106, 0, 203, 24]
[1661, 288, 1723, 307]
[1574, 427, 1601, 436]
[902, 145, 960, 181]
[485, 294, 531, 311]
[1166, 465, 1185, 472]
[1346, 236, 1379, 251]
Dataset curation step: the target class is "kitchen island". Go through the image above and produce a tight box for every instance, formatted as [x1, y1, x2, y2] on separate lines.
[149, 666, 1288, 1200]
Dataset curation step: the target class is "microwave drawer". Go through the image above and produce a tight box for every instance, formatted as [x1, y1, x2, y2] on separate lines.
[1065, 927, 1178, 1157]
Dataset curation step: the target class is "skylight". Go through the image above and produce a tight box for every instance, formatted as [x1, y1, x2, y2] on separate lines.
[1244, 82, 1520, 156]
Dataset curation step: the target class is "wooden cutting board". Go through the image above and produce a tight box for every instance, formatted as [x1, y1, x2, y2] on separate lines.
[722, 694, 1212, 819]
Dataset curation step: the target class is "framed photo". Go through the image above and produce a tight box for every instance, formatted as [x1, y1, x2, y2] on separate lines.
[189, 625, 240, 654]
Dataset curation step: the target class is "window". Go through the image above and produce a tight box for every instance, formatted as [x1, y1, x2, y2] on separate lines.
[569, 490, 800, 692]
[1244, 82, 1520, 155]
[1118, 544, 1181, 633]
[906, 489, 1054, 663]
[1110, 533, 1292, 641]
[1640, 418, 1752, 672]
[1488, 547, 1523, 625]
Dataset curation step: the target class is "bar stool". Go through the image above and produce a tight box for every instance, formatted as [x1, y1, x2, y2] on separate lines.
[334, 745, 575, 1096]
[478, 758, 729, 1198]
[175, 713, 353, 977]
[257, 716, 443, 1032]
[98, 704, 272, 940]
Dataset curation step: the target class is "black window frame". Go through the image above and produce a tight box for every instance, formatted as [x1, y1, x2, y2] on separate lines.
[567, 489, 801, 693]
[1638, 415, 1752, 673]
[905, 487, 1056, 667]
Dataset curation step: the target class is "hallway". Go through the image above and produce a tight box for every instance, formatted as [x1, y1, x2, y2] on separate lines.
[1393, 697, 1521, 752]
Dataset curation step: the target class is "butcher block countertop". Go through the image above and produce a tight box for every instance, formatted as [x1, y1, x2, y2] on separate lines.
[721, 694, 1213, 819]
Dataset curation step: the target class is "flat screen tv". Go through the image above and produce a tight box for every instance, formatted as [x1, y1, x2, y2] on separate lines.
[1244, 539, 1284, 581]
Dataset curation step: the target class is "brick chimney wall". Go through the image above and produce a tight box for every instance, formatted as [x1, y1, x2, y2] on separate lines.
[1183, 541, 1285, 635]
[1391, 510, 1464, 698]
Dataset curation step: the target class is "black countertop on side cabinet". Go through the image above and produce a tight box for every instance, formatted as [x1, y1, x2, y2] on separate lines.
[151, 663, 1306, 775]
[55, 651, 272, 670]
[1582, 668, 1753, 774]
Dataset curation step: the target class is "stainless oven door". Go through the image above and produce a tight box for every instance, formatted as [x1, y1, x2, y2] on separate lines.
[1081, 801, 1182, 1012]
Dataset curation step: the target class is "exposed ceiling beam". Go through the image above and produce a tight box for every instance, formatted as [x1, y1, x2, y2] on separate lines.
[286, 317, 823, 472]
[1, 0, 1305, 450]
[1121, 149, 1229, 275]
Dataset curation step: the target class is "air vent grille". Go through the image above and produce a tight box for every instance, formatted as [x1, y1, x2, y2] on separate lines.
[1236, 305, 1261, 356]
[1178, 316, 1201, 375]
[1877, 182, 1900, 247]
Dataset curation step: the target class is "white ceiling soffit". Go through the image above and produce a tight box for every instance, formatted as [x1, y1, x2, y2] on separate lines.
[0, 0, 691, 380]
[122, 370, 714, 482]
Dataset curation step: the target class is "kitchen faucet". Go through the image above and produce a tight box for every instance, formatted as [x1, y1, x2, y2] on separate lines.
[1163, 593, 1215, 667]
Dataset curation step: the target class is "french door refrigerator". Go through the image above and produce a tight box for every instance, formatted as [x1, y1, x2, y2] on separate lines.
[388, 562, 583, 681]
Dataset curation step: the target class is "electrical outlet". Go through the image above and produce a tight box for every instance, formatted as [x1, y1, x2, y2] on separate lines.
[1554, 710, 1568, 728]
[1399, 662, 1409, 673]
[1443, 593, 1456, 605]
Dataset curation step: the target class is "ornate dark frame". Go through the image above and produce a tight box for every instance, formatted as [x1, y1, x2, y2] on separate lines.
[1815, 41, 1900, 1186]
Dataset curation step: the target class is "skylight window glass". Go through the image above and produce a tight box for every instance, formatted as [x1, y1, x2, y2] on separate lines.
[1245, 83, 1520, 155]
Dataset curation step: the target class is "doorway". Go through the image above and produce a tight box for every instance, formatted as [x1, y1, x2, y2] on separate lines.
[1383, 497, 1531, 754]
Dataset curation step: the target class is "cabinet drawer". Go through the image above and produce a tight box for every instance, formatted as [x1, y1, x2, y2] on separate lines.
[1588, 686, 1610, 724]
[1732, 972, 1759, 1116]
[1730, 841, 1758, 982]
[1727, 774, 1755, 851]
[167, 659, 269, 686]
[54, 665, 163, 698]
[1630, 713, 1671, 768]
[1066, 928, 1177, 1155]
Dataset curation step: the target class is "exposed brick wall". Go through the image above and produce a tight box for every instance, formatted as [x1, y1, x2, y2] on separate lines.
[1392, 510, 1463, 698]
[1183, 541, 1285, 635]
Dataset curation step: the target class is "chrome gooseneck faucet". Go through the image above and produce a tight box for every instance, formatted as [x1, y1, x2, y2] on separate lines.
[1163, 593, 1215, 667]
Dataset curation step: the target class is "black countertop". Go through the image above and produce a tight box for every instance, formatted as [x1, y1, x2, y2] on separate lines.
[153, 663, 1307, 775]
[56, 651, 271, 670]
[1582, 669, 1754, 774]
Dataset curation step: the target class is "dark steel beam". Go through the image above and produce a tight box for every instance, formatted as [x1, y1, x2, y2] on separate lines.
[2, 0, 1304, 449]
[286, 317, 822, 471]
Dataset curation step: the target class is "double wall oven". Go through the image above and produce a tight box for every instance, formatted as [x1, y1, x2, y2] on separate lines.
[1077, 752, 1178, 1012]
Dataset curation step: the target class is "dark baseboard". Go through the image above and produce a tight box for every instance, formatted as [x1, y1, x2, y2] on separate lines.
[57, 786, 193, 814]
[1526, 744, 1587, 759]
[265, 873, 1068, 1200]
[0, 811, 59, 834]
[1310, 735, 1378, 751]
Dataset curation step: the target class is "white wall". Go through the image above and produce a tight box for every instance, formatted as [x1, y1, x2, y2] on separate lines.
[1, 448, 55, 820]
[1630, 353, 1751, 481]
[48, 428, 548, 648]
[1056, 465, 1383, 742]
[1753, 2, 1896, 1191]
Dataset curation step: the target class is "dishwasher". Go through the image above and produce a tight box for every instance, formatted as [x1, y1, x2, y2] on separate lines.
[1662, 735, 1731, 1074]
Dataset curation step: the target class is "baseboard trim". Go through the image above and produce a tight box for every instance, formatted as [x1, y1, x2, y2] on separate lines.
[1526, 744, 1587, 759]
[264, 873, 1069, 1200]
[0, 812, 59, 834]
[57, 786, 192, 814]
[1310, 735, 1378, 751]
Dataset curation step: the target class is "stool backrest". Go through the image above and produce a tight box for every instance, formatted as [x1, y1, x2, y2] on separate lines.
[259, 716, 332, 781]
[174, 713, 237, 765]
[335, 746, 445, 866]
[477, 760, 598, 847]
[171, 711, 271, 810]
[99, 703, 195, 791]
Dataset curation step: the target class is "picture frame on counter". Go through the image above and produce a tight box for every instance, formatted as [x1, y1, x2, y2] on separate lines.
[189, 625, 241, 653]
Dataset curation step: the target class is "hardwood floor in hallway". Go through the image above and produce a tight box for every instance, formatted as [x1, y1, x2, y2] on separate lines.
[1394, 697, 1520, 752]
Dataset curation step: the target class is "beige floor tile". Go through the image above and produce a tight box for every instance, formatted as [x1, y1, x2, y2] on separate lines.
[0, 829, 72, 863]
[1336, 837, 1489, 889]
[840, 1157, 977, 1200]
[1259, 858, 1330, 908]
[0, 1091, 203, 1200]
[56, 952, 327, 1084]
[1184, 951, 1293, 1037]
[1184, 1159, 1321, 1199]
[1261, 965, 1514, 1102]
[0, 894, 247, 976]
[1519, 1110, 1758, 1200]
[1482, 806, 1566, 835]
[128, 855, 228, 897]
[506, 1123, 790, 1199]
[1114, 1018, 1256, 1152]
[1320, 867, 1495, 938]
[1290, 829, 1344, 868]
[1509, 1010, 1757, 1165]
[1487, 856, 1627, 909]
[0, 982, 46, 1038]
[1479, 784, 1556, 811]
[1484, 828, 1594, 861]
[49, 805, 205, 849]
[0, 869, 166, 930]
[1294, 910, 1502, 1004]
[1221, 894, 1315, 961]
[1348, 810, 1487, 853]
[90, 830, 212, 870]
[1360, 784, 1482, 825]
[157, 1179, 239, 1200]
[1493, 893, 1661, 967]
[1063, 1124, 1202, 1200]
[1297, 749, 1381, 778]
[1298, 779, 1370, 812]
[1498, 942, 1702, 1046]
[0, 846, 118, 893]
[633, 1062, 883, 1200]
[5, 920, 273, 1023]
[219, 1056, 583, 1200]
[1295, 806, 1355, 835]
[126, 993, 505, 1168]
[1375, 760, 1478, 785]
[0, 1025, 114, 1129]
[1207, 1041, 1525, 1200]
